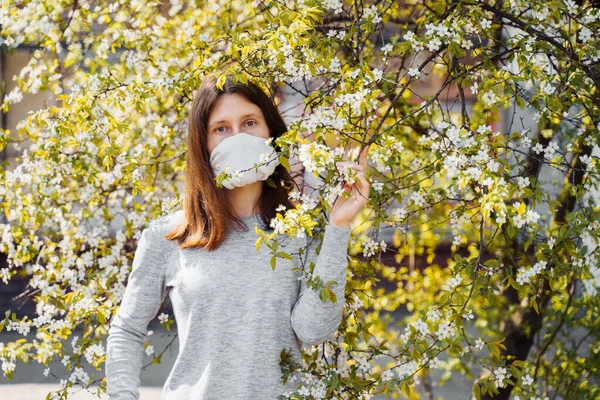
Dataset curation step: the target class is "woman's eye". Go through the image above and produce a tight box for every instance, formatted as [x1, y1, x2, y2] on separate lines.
[215, 127, 225, 133]
[246, 120, 256, 127]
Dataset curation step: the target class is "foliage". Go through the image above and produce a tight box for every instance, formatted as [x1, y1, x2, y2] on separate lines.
[1, 0, 600, 399]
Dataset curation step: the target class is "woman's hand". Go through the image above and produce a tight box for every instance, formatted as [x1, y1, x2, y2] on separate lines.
[330, 145, 370, 228]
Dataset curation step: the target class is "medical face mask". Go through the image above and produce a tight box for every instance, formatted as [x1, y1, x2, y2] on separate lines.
[209, 132, 280, 190]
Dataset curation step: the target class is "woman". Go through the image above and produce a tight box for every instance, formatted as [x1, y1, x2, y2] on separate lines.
[105, 73, 370, 400]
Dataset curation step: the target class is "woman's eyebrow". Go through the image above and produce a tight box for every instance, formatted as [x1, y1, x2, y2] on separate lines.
[209, 113, 261, 126]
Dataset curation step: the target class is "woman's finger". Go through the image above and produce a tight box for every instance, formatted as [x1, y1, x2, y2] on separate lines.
[336, 161, 363, 169]
[349, 163, 366, 172]
[351, 172, 370, 201]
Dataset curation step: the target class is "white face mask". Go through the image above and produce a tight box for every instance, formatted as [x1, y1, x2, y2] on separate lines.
[209, 132, 280, 190]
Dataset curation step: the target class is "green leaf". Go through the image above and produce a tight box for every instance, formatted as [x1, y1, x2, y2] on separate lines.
[481, 379, 489, 395]
[216, 73, 227, 90]
[265, 177, 277, 188]
[97, 309, 106, 324]
[319, 287, 337, 303]
[505, 223, 516, 239]
[270, 255, 277, 271]
[278, 154, 291, 170]
[490, 342, 500, 358]
[516, 96, 524, 109]
[319, 287, 328, 302]
[397, 41, 412, 55]
[255, 236, 264, 251]
[473, 381, 483, 400]
[276, 251, 293, 260]
[510, 365, 522, 379]
[530, 296, 539, 314]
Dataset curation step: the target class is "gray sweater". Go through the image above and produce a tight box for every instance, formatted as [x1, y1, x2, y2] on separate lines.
[105, 210, 352, 399]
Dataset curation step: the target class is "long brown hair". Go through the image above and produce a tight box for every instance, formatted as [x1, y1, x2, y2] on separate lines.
[164, 73, 298, 251]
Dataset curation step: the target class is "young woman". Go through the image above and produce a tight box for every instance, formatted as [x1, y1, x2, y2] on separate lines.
[105, 73, 370, 399]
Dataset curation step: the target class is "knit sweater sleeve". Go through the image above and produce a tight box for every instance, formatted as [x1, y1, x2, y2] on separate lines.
[105, 222, 168, 400]
[290, 222, 352, 346]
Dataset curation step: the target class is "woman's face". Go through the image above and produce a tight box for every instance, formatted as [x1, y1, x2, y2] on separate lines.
[206, 93, 270, 155]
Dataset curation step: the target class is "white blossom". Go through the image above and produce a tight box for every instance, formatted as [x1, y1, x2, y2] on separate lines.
[493, 366, 510, 388]
[144, 345, 154, 356]
[521, 373, 533, 386]
[435, 320, 456, 340]
[408, 68, 421, 78]
[474, 338, 485, 350]
[381, 43, 393, 55]
[482, 90, 499, 106]
[158, 312, 169, 323]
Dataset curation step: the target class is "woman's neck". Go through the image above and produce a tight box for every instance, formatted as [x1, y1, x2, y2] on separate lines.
[226, 181, 262, 218]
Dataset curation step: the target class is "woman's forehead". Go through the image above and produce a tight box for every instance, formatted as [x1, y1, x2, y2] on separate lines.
[208, 94, 263, 124]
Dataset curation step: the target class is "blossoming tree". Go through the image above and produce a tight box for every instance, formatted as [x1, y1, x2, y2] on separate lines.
[1, 1, 599, 399]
